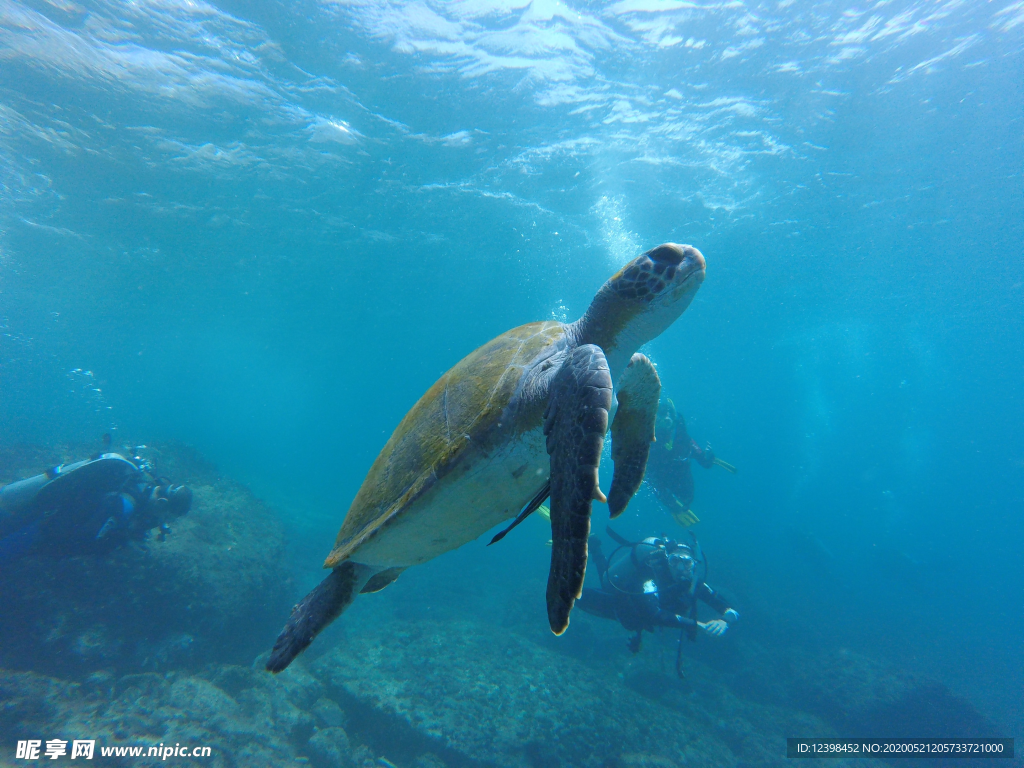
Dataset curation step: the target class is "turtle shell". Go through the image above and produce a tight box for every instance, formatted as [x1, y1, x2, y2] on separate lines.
[324, 321, 567, 568]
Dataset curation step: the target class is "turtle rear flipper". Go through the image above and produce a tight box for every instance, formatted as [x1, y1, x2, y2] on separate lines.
[266, 562, 374, 673]
[544, 344, 613, 635]
[360, 566, 405, 594]
[607, 353, 660, 518]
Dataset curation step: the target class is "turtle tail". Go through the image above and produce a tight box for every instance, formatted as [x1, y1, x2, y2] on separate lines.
[266, 562, 372, 673]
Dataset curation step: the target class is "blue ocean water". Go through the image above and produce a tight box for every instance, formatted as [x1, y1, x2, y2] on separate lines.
[1, 0, 1022, 760]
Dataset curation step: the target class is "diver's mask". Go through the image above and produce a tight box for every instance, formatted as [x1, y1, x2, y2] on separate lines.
[656, 399, 678, 449]
[655, 414, 675, 449]
[667, 550, 696, 582]
[150, 485, 193, 519]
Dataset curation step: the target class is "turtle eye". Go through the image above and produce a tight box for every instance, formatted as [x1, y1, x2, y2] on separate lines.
[647, 244, 685, 265]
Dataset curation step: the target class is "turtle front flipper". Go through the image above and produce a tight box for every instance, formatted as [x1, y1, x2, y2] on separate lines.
[607, 353, 661, 518]
[266, 562, 375, 673]
[543, 344, 613, 635]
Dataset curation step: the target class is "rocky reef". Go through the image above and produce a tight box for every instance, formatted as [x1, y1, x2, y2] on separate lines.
[0, 442, 292, 675]
[1, 616, 882, 768]
[0, 593, 1005, 768]
[0, 660, 332, 767]
[0, 443, 1006, 768]
[311, 617, 805, 768]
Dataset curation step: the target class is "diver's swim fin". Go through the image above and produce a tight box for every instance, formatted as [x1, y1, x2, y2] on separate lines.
[671, 505, 700, 528]
[712, 457, 737, 474]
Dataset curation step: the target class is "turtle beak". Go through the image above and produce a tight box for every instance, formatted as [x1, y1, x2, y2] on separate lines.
[647, 243, 705, 284]
[656, 244, 704, 302]
[684, 245, 705, 276]
[662, 244, 705, 282]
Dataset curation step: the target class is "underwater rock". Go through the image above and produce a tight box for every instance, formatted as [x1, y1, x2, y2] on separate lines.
[683, 632, 1002, 762]
[168, 677, 241, 723]
[0, 661, 359, 768]
[312, 696, 347, 729]
[790, 648, 998, 742]
[605, 755, 678, 768]
[307, 726, 353, 768]
[305, 617, 850, 768]
[0, 443, 984, 768]
[790, 647, 915, 726]
[0, 669, 78, 739]
[0, 441, 291, 674]
[0, 617, 908, 768]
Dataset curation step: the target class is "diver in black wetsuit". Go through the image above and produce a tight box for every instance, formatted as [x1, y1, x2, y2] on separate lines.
[645, 398, 733, 527]
[0, 451, 192, 562]
[576, 532, 738, 657]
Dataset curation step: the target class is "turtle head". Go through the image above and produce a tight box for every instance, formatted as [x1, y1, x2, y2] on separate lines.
[573, 243, 705, 379]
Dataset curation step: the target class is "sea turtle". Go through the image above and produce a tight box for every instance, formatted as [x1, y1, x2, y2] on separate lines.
[267, 243, 706, 672]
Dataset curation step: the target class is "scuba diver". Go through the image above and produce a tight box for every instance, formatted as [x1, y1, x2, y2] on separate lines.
[576, 529, 738, 675]
[0, 446, 192, 563]
[645, 398, 735, 528]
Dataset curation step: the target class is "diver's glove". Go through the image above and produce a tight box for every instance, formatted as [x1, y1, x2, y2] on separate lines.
[723, 609, 739, 623]
[157, 523, 172, 542]
[698, 619, 728, 637]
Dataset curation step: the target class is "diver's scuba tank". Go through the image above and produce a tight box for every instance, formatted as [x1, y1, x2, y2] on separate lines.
[0, 454, 140, 539]
[602, 529, 703, 594]
[0, 474, 52, 539]
[603, 536, 660, 593]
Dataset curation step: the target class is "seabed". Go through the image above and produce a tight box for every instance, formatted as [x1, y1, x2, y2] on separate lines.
[0, 444, 995, 768]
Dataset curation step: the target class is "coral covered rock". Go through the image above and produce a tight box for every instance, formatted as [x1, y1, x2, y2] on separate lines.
[0, 661, 341, 768]
[790, 647, 997, 740]
[306, 618, 860, 768]
[308, 726, 354, 768]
